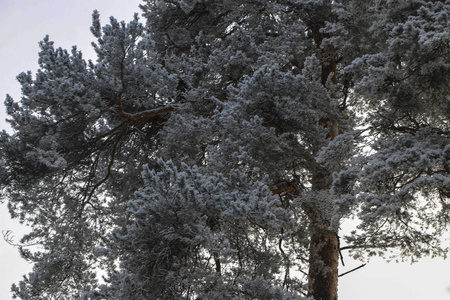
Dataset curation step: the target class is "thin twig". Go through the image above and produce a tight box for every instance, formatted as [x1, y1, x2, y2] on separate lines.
[2, 230, 40, 248]
[338, 264, 366, 277]
[336, 234, 345, 266]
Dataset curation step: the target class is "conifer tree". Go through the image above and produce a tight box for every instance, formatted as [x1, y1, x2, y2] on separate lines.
[1, 1, 449, 299]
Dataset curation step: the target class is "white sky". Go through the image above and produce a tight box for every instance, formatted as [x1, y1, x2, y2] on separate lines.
[0, 1, 449, 299]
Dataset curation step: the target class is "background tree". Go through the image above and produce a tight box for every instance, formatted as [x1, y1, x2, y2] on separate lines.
[1, 0, 449, 299]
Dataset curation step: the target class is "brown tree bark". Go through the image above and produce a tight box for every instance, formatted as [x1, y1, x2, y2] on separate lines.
[308, 223, 339, 300]
[304, 193, 339, 300]
[304, 166, 339, 300]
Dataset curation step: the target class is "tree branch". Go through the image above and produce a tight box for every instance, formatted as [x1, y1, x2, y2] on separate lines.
[117, 92, 178, 121]
[338, 264, 366, 277]
[2, 230, 40, 248]
[339, 243, 396, 251]
[336, 234, 345, 266]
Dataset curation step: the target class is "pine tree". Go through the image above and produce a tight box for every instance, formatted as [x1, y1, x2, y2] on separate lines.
[1, 1, 449, 299]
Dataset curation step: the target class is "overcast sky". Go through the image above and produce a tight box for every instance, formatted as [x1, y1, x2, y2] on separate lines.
[0, 1, 449, 299]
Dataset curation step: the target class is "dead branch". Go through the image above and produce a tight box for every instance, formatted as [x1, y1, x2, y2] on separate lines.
[2, 230, 40, 248]
[338, 264, 366, 277]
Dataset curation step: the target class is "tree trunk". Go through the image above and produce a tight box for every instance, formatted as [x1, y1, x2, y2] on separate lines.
[307, 1, 340, 297]
[303, 178, 339, 300]
[308, 218, 339, 300]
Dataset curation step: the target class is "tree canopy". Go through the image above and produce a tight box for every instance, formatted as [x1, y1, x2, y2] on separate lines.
[1, 0, 449, 299]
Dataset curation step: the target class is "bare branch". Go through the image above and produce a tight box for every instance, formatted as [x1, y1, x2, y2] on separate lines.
[340, 243, 396, 251]
[2, 230, 39, 248]
[338, 264, 366, 277]
[336, 234, 345, 266]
